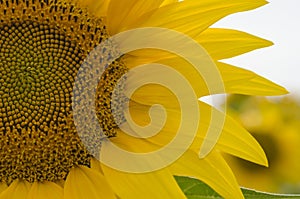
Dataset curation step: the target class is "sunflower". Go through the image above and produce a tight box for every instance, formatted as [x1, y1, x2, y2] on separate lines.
[225, 95, 300, 193]
[0, 0, 287, 199]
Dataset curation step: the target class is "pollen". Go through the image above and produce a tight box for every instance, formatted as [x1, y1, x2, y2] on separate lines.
[0, 0, 127, 184]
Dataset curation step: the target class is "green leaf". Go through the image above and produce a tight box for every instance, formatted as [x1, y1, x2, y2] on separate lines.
[175, 176, 300, 199]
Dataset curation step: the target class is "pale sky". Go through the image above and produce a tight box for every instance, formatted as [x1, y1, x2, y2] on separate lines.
[212, 0, 300, 96]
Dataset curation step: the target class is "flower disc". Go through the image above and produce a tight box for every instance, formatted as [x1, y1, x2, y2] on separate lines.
[0, 0, 127, 184]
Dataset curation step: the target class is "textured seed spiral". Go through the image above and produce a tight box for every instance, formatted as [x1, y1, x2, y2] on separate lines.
[0, 0, 127, 184]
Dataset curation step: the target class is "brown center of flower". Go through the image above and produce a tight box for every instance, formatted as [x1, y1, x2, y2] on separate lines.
[0, 0, 127, 184]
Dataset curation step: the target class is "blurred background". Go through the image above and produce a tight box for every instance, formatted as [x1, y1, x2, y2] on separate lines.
[210, 0, 300, 194]
[225, 95, 300, 194]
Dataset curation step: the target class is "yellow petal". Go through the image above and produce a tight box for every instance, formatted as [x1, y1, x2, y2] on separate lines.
[0, 183, 8, 194]
[123, 48, 286, 98]
[121, 100, 197, 149]
[195, 102, 268, 166]
[0, 180, 31, 199]
[133, 0, 268, 37]
[218, 62, 288, 96]
[107, 0, 165, 35]
[124, 56, 209, 98]
[123, 50, 175, 67]
[102, 111, 196, 173]
[117, 123, 176, 149]
[128, 91, 267, 165]
[109, 123, 174, 154]
[27, 182, 63, 199]
[102, 165, 186, 199]
[77, 0, 109, 17]
[160, 0, 178, 7]
[100, 128, 167, 173]
[125, 84, 181, 110]
[197, 28, 273, 60]
[64, 166, 116, 199]
[91, 158, 104, 174]
[55, 180, 65, 188]
[170, 150, 244, 199]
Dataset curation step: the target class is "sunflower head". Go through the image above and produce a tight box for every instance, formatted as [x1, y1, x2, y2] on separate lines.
[0, 0, 289, 198]
[0, 0, 128, 184]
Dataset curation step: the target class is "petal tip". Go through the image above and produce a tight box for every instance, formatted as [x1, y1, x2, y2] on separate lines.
[265, 39, 274, 47]
[269, 86, 289, 96]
